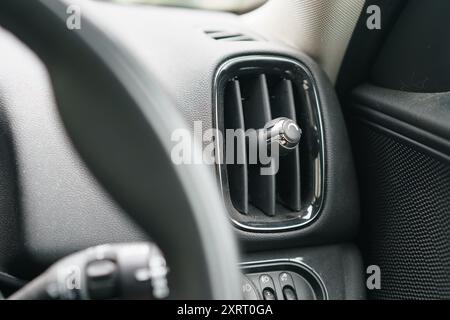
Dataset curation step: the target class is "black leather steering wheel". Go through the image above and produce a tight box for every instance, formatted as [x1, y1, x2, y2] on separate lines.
[0, 0, 241, 299]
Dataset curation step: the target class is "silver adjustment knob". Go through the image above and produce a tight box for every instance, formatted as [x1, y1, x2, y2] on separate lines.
[263, 117, 302, 155]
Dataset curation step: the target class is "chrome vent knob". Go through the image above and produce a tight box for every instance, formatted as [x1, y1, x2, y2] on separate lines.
[263, 117, 302, 155]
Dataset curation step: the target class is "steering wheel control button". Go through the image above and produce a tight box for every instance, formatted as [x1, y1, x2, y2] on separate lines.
[262, 288, 277, 300]
[282, 286, 298, 300]
[241, 276, 260, 300]
[86, 260, 117, 279]
[86, 259, 119, 300]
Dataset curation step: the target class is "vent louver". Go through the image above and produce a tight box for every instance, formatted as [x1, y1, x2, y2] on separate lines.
[216, 56, 324, 231]
[204, 30, 258, 42]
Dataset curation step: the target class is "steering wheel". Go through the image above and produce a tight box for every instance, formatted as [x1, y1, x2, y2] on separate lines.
[0, 0, 241, 299]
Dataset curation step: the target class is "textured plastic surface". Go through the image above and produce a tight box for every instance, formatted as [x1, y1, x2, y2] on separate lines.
[353, 122, 450, 299]
[349, 81, 450, 299]
[243, 244, 366, 300]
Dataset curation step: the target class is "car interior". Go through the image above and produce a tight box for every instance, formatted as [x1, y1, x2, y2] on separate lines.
[0, 0, 449, 300]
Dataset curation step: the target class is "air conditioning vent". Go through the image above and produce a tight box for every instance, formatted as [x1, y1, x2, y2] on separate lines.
[215, 56, 324, 231]
[204, 30, 258, 42]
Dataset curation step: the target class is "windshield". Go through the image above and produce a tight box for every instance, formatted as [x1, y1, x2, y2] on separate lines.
[107, 0, 267, 13]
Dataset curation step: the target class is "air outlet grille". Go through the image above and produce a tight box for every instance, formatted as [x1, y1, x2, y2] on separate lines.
[215, 56, 324, 231]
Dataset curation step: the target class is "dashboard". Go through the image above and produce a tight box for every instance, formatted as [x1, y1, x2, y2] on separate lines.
[0, 2, 364, 299]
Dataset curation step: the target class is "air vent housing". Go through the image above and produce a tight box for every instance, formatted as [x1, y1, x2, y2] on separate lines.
[214, 56, 324, 231]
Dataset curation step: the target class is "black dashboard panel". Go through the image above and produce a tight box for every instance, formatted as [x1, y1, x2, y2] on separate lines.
[243, 244, 365, 300]
[0, 2, 359, 281]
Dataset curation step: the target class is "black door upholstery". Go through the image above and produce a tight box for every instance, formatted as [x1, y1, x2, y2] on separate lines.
[339, 0, 450, 299]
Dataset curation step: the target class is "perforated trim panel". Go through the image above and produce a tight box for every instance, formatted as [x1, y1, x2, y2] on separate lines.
[354, 122, 450, 299]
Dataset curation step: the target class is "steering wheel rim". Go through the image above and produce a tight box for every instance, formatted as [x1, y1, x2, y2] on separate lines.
[0, 0, 241, 299]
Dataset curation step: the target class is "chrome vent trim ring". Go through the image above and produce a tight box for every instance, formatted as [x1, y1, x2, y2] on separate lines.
[213, 55, 325, 232]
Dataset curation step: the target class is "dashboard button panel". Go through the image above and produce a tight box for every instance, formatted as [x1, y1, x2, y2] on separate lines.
[241, 260, 326, 300]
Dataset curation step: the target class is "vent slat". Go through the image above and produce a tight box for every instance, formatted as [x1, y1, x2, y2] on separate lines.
[204, 30, 257, 42]
[220, 35, 255, 42]
[241, 74, 272, 128]
[224, 80, 249, 214]
[241, 74, 276, 216]
[271, 79, 301, 211]
[208, 31, 244, 40]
